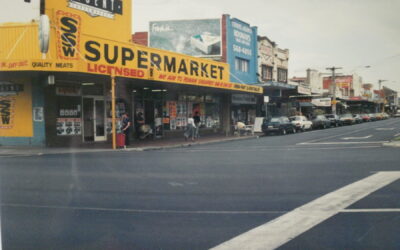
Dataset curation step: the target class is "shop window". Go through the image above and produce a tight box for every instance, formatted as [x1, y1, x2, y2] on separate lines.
[235, 57, 249, 73]
[277, 68, 288, 83]
[162, 94, 221, 131]
[261, 65, 273, 81]
[56, 96, 82, 137]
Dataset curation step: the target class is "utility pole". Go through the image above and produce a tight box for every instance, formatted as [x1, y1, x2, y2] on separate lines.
[326, 67, 342, 115]
[378, 79, 387, 112]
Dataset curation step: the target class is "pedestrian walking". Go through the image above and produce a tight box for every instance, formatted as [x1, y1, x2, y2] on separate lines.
[121, 113, 131, 148]
[184, 117, 196, 141]
[193, 111, 201, 139]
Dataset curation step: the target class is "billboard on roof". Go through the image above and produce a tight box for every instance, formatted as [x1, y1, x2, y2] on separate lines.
[149, 19, 222, 57]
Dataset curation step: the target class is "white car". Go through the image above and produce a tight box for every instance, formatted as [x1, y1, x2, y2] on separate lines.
[289, 116, 313, 131]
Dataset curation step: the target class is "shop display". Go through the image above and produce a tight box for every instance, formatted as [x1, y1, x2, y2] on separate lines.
[56, 118, 82, 136]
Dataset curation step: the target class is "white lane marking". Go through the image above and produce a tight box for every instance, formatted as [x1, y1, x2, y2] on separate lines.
[168, 182, 184, 187]
[0, 203, 286, 215]
[299, 141, 388, 145]
[180, 145, 382, 152]
[342, 209, 400, 213]
[211, 171, 400, 250]
[300, 126, 382, 144]
[376, 128, 395, 131]
[342, 135, 372, 140]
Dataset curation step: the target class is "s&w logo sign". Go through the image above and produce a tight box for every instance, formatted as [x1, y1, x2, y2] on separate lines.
[56, 11, 81, 60]
[68, 0, 123, 19]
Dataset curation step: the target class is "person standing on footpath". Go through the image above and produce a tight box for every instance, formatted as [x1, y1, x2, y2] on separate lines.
[134, 112, 144, 139]
[121, 113, 132, 148]
[193, 111, 201, 139]
[184, 117, 196, 141]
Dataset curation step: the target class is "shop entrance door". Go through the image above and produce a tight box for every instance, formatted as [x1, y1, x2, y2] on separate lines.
[83, 97, 106, 142]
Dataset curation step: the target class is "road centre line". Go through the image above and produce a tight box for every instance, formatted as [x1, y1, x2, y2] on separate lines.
[298, 141, 388, 145]
[0, 203, 287, 215]
[178, 145, 381, 152]
[342, 208, 400, 213]
[210, 171, 400, 250]
[299, 120, 400, 145]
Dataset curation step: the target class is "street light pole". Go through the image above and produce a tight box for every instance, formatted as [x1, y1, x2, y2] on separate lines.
[326, 67, 342, 115]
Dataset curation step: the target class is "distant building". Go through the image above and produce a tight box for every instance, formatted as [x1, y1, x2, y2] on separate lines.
[323, 74, 363, 100]
[132, 32, 148, 46]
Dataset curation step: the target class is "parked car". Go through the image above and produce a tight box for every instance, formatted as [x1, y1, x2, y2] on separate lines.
[339, 113, 355, 125]
[289, 116, 313, 132]
[369, 113, 377, 121]
[375, 113, 383, 120]
[360, 113, 371, 122]
[262, 116, 297, 135]
[353, 114, 363, 124]
[312, 115, 331, 129]
[325, 114, 341, 127]
[382, 113, 390, 119]
[393, 110, 400, 118]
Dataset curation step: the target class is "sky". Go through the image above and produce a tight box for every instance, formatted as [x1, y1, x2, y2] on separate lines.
[1, 0, 399, 91]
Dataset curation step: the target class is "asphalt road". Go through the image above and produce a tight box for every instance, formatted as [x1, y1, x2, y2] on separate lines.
[1, 118, 400, 250]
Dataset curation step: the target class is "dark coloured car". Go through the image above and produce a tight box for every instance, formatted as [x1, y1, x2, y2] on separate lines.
[340, 113, 356, 125]
[325, 114, 341, 127]
[312, 115, 331, 129]
[262, 116, 297, 135]
[369, 113, 377, 121]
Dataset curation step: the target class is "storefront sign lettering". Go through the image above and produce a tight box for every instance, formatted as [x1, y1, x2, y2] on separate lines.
[32, 62, 53, 68]
[0, 98, 14, 129]
[0, 82, 24, 96]
[57, 11, 81, 60]
[84, 41, 226, 80]
[68, 0, 123, 19]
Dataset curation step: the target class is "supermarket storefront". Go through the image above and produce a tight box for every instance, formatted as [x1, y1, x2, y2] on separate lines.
[0, 0, 262, 147]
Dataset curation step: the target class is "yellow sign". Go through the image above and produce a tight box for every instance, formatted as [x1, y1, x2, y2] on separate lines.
[0, 82, 33, 137]
[46, 0, 132, 43]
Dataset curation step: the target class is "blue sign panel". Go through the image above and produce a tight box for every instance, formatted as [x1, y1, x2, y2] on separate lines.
[226, 16, 258, 84]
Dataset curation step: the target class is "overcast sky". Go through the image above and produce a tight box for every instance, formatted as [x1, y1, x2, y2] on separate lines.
[134, 0, 400, 91]
[1, 0, 399, 91]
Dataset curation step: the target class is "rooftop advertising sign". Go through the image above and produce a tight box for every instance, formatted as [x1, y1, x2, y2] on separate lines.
[149, 19, 222, 57]
[45, 0, 131, 43]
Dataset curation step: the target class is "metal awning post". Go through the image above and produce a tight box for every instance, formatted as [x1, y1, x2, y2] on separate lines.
[111, 75, 116, 150]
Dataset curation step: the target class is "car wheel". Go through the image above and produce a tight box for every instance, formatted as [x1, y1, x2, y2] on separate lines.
[281, 128, 287, 135]
[292, 127, 296, 133]
[323, 124, 326, 129]
[301, 126, 305, 132]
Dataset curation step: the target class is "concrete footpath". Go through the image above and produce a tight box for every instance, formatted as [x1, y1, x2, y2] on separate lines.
[0, 134, 260, 157]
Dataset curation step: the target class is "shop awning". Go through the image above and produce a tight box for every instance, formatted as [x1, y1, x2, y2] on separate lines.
[299, 102, 315, 107]
[256, 81, 297, 90]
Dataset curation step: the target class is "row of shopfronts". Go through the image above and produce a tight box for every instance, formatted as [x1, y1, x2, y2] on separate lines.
[0, 71, 261, 147]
